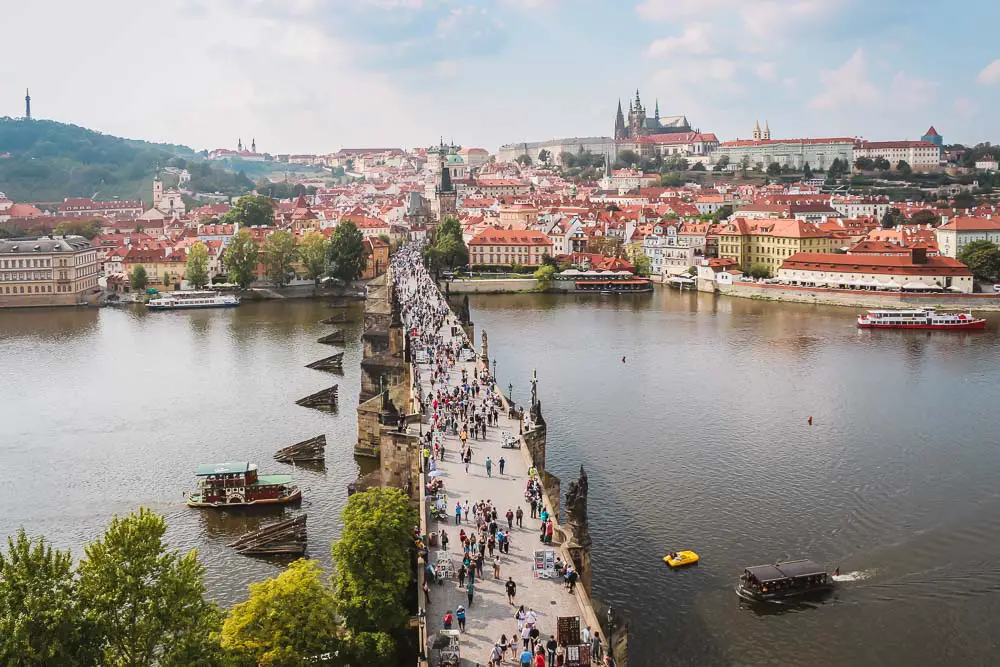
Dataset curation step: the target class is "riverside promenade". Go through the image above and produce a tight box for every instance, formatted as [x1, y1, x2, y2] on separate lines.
[405, 272, 593, 665]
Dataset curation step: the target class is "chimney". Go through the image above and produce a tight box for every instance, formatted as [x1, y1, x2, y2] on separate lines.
[911, 247, 927, 264]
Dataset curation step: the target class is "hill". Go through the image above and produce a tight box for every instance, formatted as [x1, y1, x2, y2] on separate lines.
[0, 118, 253, 204]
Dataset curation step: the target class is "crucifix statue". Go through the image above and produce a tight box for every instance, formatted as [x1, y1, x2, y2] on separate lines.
[530, 368, 538, 408]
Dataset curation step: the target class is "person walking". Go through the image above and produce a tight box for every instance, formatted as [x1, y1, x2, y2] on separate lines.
[545, 636, 557, 667]
[493, 555, 501, 579]
[498, 456, 506, 475]
[467, 579, 475, 608]
[455, 501, 462, 525]
[442, 610, 454, 630]
[422, 578, 431, 605]
[516, 506, 524, 527]
[485, 456, 493, 478]
[456, 604, 467, 632]
[489, 643, 503, 667]
[530, 498, 538, 519]
[441, 529, 449, 551]
[519, 647, 533, 667]
[591, 632, 603, 664]
[506, 576, 517, 605]
[458, 563, 466, 588]
[506, 508, 514, 529]
[516, 605, 527, 633]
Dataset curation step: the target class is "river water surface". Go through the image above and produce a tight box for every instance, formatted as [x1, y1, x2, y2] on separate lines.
[2, 292, 1000, 666]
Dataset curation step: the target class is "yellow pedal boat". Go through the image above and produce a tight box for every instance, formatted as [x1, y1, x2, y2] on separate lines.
[664, 550, 699, 567]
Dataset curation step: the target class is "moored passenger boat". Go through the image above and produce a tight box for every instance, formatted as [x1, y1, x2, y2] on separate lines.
[736, 559, 833, 602]
[857, 308, 985, 330]
[148, 291, 240, 310]
[187, 461, 301, 508]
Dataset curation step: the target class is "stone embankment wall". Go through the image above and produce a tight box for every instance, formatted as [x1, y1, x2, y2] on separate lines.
[442, 278, 538, 293]
[720, 282, 1000, 310]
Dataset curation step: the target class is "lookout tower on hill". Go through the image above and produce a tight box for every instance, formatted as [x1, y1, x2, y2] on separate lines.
[24, 89, 31, 121]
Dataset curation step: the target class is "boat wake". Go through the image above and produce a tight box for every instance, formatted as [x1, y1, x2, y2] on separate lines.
[832, 569, 875, 583]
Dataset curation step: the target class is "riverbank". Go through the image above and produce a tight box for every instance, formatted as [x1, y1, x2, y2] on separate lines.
[442, 278, 538, 293]
[718, 281, 1000, 310]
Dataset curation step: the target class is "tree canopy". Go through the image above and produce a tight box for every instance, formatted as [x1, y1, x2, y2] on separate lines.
[222, 559, 341, 666]
[130, 265, 148, 291]
[331, 488, 416, 635]
[262, 230, 299, 287]
[0, 530, 94, 667]
[77, 508, 222, 667]
[327, 221, 366, 283]
[533, 264, 555, 291]
[224, 230, 260, 288]
[957, 239, 1000, 282]
[424, 217, 467, 272]
[298, 230, 329, 285]
[185, 242, 210, 289]
[221, 194, 276, 228]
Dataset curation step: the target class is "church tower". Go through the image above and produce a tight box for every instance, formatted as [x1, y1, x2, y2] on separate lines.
[24, 89, 31, 121]
[251, 138, 257, 153]
[763, 121, 771, 141]
[152, 177, 164, 210]
[655, 98, 660, 123]
[753, 120, 762, 141]
[628, 89, 647, 139]
[614, 100, 626, 140]
[238, 138, 243, 152]
[433, 164, 457, 223]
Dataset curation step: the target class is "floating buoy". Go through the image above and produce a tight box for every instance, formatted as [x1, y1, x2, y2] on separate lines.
[808, 416, 813, 425]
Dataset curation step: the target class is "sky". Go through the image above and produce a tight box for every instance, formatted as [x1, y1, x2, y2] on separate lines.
[1, 0, 999, 154]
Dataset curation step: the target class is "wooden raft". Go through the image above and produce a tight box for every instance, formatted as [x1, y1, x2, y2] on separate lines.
[228, 515, 307, 556]
[317, 329, 345, 345]
[306, 352, 344, 371]
[296, 385, 338, 410]
[275, 435, 326, 463]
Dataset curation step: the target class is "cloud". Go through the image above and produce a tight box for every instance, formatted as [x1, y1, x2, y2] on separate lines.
[646, 23, 712, 58]
[809, 48, 880, 110]
[889, 71, 938, 107]
[637, 0, 841, 40]
[755, 62, 777, 81]
[977, 59, 1000, 85]
[954, 98, 980, 117]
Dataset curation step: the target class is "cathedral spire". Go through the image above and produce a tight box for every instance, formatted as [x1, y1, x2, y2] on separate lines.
[654, 98, 660, 121]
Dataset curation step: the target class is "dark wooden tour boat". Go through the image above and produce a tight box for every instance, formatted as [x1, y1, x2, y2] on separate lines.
[736, 559, 833, 602]
[187, 461, 301, 508]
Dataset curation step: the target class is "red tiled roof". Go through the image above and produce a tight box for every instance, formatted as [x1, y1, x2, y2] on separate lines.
[781, 252, 970, 276]
[937, 217, 1000, 232]
[720, 137, 855, 148]
[469, 229, 553, 246]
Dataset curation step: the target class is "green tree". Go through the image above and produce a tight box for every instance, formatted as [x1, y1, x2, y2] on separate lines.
[224, 230, 260, 288]
[77, 508, 222, 667]
[331, 488, 416, 636]
[537, 149, 551, 165]
[327, 221, 366, 283]
[515, 154, 532, 166]
[881, 207, 904, 229]
[221, 559, 341, 666]
[541, 253, 558, 268]
[873, 156, 891, 170]
[766, 162, 782, 176]
[713, 155, 730, 172]
[632, 253, 652, 277]
[162, 272, 172, 288]
[221, 194, 275, 228]
[854, 156, 875, 171]
[534, 264, 555, 291]
[803, 162, 814, 180]
[0, 530, 94, 667]
[897, 159, 912, 174]
[748, 263, 772, 280]
[130, 264, 148, 291]
[433, 217, 468, 269]
[712, 204, 734, 223]
[740, 155, 751, 178]
[262, 230, 298, 288]
[298, 230, 329, 286]
[616, 150, 640, 168]
[185, 241, 210, 289]
[690, 162, 706, 171]
[957, 239, 1000, 282]
[54, 219, 101, 239]
[953, 192, 976, 209]
[911, 209, 940, 226]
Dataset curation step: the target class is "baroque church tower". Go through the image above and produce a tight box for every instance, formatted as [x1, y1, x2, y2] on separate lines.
[614, 100, 626, 140]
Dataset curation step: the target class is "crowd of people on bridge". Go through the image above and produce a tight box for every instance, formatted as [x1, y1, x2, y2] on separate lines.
[390, 244, 614, 667]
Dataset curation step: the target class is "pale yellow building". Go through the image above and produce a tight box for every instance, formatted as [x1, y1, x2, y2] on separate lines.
[0, 235, 100, 307]
[718, 218, 841, 274]
[498, 202, 539, 229]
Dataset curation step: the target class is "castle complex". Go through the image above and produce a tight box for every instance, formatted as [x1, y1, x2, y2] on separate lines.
[614, 89, 691, 140]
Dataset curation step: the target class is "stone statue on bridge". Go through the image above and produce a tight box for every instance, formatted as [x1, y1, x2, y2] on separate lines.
[565, 465, 591, 548]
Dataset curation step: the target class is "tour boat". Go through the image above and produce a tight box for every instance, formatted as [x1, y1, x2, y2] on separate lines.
[736, 559, 834, 603]
[857, 308, 986, 330]
[186, 461, 301, 508]
[148, 291, 240, 310]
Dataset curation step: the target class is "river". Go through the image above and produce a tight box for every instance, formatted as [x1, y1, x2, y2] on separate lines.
[2, 292, 999, 666]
